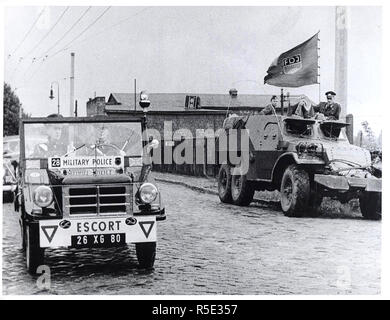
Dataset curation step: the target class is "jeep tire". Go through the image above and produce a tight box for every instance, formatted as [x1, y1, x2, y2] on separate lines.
[231, 173, 255, 206]
[359, 192, 381, 221]
[136, 242, 156, 269]
[218, 164, 233, 204]
[26, 224, 45, 274]
[3, 191, 14, 203]
[280, 165, 311, 217]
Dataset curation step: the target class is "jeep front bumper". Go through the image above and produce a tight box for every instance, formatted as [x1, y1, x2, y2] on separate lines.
[314, 174, 381, 192]
[2, 184, 16, 192]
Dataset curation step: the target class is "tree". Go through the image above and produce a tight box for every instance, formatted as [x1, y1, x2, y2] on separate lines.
[3, 82, 28, 136]
[361, 121, 380, 151]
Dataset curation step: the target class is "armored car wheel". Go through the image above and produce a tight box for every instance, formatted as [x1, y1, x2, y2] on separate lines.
[218, 164, 233, 204]
[231, 173, 255, 206]
[280, 165, 310, 217]
[26, 225, 45, 274]
[136, 242, 156, 269]
[359, 192, 381, 221]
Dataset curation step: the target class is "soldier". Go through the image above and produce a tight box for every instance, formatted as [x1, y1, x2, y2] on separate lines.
[260, 95, 278, 115]
[312, 91, 341, 120]
[32, 114, 67, 157]
[287, 97, 314, 118]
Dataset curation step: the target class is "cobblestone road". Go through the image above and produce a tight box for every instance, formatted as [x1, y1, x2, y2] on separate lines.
[3, 181, 381, 295]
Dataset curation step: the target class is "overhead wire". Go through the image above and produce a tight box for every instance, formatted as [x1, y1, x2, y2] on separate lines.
[25, 6, 70, 57]
[10, 7, 70, 81]
[47, 6, 112, 60]
[14, 7, 92, 86]
[8, 6, 46, 58]
[37, 6, 92, 60]
[21, 7, 111, 85]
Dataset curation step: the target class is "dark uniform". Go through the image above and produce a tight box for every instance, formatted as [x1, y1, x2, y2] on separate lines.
[32, 139, 67, 158]
[260, 104, 275, 115]
[312, 102, 341, 120]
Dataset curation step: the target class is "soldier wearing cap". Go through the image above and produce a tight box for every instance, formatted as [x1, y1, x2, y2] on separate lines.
[312, 91, 341, 120]
[32, 114, 67, 157]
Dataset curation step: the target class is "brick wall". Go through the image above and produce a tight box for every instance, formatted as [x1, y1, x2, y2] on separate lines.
[86, 97, 106, 117]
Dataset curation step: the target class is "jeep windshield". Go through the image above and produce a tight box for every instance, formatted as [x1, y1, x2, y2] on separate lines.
[24, 122, 143, 159]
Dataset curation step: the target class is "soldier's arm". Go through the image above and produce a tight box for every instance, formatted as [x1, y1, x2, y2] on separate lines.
[312, 103, 320, 113]
[334, 103, 341, 120]
[260, 105, 272, 115]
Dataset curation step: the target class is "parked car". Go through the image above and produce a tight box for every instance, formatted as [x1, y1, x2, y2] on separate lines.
[3, 135, 19, 203]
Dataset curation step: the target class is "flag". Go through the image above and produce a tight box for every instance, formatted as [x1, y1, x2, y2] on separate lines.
[264, 33, 319, 88]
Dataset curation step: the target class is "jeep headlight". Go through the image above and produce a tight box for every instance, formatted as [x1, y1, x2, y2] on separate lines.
[33, 186, 53, 208]
[139, 183, 158, 204]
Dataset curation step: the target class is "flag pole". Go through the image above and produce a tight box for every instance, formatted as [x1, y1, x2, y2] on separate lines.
[317, 30, 321, 103]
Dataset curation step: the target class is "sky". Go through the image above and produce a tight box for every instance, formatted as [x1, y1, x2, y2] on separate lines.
[2, 5, 383, 135]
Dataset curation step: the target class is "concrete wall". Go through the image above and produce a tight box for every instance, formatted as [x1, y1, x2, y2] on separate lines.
[106, 110, 227, 137]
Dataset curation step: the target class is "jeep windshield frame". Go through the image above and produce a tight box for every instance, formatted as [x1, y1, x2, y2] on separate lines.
[19, 116, 147, 172]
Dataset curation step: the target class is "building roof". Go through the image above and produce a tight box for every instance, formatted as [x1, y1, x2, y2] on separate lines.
[106, 93, 187, 112]
[105, 92, 314, 112]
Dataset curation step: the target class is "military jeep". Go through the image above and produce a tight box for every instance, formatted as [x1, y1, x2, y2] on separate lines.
[217, 114, 382, 220]
[15, 114, 165, 273]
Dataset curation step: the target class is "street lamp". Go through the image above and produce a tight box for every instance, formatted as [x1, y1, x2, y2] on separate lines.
[49, 81, 60, 115]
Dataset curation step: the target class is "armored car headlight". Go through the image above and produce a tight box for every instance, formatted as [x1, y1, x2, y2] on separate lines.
[33, 186, 53, 208]
[139, 183, 158, 204]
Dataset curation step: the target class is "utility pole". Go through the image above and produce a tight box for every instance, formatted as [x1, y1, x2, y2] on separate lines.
[335, 6, 348, 119]
[134, 78, 137, 111]
[70, 52, 75, 116]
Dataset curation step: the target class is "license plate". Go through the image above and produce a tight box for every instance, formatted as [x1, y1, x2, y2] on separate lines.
[71, 233, 125, 248]
[39, 216, 157, 248]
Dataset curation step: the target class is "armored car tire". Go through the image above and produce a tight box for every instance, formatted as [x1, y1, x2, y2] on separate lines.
[26, 224, 45, 274]
[231, 173, 255, 206]
[359, 192, 381, 221]
[280, 165, 311, 217]
[218, 164, 233, 204]
[136, 242, 156, 269]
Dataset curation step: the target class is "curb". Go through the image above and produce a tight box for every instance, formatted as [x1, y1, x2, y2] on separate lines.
[155, 177, 218, 196]
[155, 177, 280, 207]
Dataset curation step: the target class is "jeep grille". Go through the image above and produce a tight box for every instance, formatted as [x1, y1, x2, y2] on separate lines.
[63, 184, 132, 216]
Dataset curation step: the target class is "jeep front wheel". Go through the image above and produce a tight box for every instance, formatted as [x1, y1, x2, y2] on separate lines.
[218, 164, 233, 203]
[26, 225, 45, 274]
[359, 192, 381, 220]
[136, 242, 156, 269]
[231, 173, 255, 206]
[280, 165, 310, 217]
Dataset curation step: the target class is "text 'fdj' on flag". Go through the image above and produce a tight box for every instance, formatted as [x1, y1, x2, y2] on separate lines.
[264, 33, 319, 88]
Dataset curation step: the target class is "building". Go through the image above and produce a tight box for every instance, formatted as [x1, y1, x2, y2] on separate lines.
[86, 90, 313, 116]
